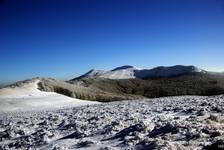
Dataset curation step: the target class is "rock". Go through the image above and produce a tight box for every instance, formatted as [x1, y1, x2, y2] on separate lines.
[38, 120, 48, 126]
[99, 146, 117, 150]
[76, 140, 94, 148]
[211, 106, 223, 113]
[135, 140, 159, 150]
[100, 121, 120, 135]
[174, 116, 180, 120]
[200, 102, 208, 106]
[201, 128, 210, 134]
[0, 131, 11, 141]
[185, 132, 201, 140]
[16, 129, 26, 136]
[59, 123, 76, 130]
[184, 108, 195, 114]
[197, 110, 206, 116]
[59, 130, 85, 140]
[52, 145, 67, 150]
[148, 123, 178, 138]
[208, 114, 220, 122]
[203, 140, 224, 150]
[104, 123, 145, 140]
[210, 131, 222, 137]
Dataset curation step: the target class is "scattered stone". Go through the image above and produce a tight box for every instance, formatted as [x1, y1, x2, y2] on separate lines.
[136, 140, 159, 150]
[105, 123, 145, 140]
[197, 110, 206, 116]
[211, 106, 223, 113]
[59, 131, 85, 140]
[0, 95, 224, 149]
[210, 131, 222, 137]
[76, 140, 94, 148]
[203, 140, 224, 150]
[208, 114, 220, 122]
[148, 123, 178, 138]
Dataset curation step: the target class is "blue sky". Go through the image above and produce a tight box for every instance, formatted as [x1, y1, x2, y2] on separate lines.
[0, 0, 224, 83]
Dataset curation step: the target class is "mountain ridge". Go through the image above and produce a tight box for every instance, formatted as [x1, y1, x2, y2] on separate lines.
[1, 65, 224, 102]
[72, 65, 206, 80]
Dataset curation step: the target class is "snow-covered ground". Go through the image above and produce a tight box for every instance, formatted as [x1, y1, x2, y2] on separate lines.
[1, 95, 224, 149]
[0, 79, 99, 113]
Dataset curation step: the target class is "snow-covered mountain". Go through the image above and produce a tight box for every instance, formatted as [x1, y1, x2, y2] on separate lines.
[73, 65, 206, 80]
[75, 69, 106, 79]
[0, 78, 98, 112]
[135, 65, 206, 78]
[100, 65, 137, 79]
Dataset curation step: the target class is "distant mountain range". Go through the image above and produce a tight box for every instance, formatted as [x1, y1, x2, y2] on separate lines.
[1, 65, 224, 102]
[72, 65, 206, 80]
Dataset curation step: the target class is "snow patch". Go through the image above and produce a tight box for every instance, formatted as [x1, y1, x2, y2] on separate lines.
[0, 79, 99, 113]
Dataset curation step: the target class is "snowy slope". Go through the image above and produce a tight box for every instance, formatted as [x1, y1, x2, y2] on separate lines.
[0, 79, 99, 112]
[100, 65, 136, 79]
[73, 65, 205, 80]
[72, 65, 137, 80]
[75, 69, 106, 79]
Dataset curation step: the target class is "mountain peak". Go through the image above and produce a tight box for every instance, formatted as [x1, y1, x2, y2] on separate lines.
[86, 68, 97, 74]
[72, 69, 106, 80]
[138, 65, 205, 78]
[72, 65, 206, 80]
[111, 65, 136, 71]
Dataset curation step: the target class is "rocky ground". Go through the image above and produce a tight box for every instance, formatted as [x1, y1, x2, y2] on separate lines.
[1, 95, 224, 150]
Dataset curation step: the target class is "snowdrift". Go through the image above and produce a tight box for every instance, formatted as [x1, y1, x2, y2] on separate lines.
[0, 79, 99, 112]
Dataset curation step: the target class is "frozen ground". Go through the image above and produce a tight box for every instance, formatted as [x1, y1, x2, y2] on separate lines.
[1, 95, 224, 150]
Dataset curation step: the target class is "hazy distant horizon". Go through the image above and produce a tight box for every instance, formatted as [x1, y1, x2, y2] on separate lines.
[1, 64, 224, 85]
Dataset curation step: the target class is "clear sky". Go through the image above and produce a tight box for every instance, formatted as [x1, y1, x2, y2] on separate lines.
[0, 0, 224, 83]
